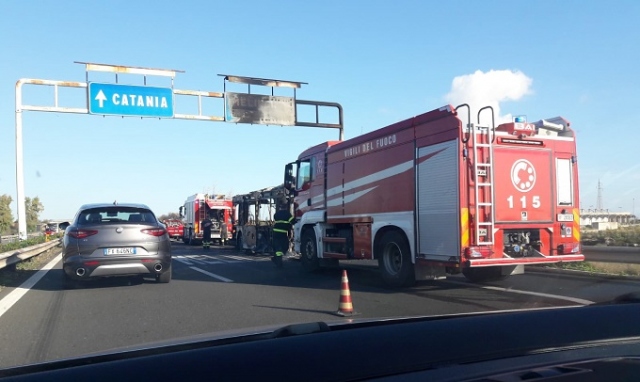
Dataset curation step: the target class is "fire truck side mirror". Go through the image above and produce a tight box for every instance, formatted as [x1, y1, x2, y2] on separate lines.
[284, 163, 296, 191]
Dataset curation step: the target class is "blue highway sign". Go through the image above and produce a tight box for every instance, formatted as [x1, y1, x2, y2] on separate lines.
[88, 82, 174, 118]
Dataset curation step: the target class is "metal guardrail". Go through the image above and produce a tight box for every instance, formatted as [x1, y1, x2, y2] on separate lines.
[0, 239, 61, 270]
[0, 235, 20, 244]
[582, 246, 640, 264]
[0, 233, 44, 244]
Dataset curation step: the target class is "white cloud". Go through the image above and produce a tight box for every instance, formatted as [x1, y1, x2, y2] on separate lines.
[444, 69, 533, 126]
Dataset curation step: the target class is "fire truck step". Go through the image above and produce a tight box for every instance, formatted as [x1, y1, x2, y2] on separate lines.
[322, 237, 347, 243]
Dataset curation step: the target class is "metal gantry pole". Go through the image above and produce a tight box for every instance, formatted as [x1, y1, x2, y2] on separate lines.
[15, 80, 27, 239]
[13, 67, 344, 240]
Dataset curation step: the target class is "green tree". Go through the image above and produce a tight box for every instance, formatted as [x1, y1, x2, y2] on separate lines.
[25, 196, 44, 233]
[0, 194, 13, 235]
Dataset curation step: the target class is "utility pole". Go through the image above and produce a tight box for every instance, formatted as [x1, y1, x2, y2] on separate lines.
[596, 179, 604, 210]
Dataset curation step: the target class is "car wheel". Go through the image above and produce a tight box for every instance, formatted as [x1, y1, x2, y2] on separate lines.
[156, 265, 172, 283]
[300, 229, 320, 272]
[377, 230, 415, 287]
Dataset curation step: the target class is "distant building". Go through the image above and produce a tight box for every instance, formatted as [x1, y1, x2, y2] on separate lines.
[580, 209, 635, 228]
[591, 221, 619, 231]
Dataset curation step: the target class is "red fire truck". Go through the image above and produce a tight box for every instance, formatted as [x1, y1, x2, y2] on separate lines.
[163, 219, 184, 241]
[179, 194, 233, 245]
[284, 104, 583, 286]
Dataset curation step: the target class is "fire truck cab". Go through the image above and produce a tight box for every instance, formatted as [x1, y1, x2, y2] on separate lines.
[285, 104, 583, 286]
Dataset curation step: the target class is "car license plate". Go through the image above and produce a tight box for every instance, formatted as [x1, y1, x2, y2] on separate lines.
[103, 247, 136, 255]
[557, 214, 574, 222]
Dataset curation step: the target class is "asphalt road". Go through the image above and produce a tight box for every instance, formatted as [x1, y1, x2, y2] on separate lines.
[0, 242, 639, 369]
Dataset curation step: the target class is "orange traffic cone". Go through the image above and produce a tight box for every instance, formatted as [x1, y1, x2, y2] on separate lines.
[336, 270, 357, 316]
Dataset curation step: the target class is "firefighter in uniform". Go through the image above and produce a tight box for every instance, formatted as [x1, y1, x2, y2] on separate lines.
[272, 197, 294, 268]
[202, 216, 213, 250]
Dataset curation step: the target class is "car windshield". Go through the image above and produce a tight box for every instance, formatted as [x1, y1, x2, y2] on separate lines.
[0, 1, 639, 374]
[77, 207, 157, 225]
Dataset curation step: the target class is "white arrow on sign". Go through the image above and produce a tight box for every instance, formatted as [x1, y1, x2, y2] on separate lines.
[95, 90, 107, 108]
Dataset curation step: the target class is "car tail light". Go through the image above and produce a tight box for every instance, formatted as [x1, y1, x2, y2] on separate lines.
[68, 229, 98, 239]
[84, 260, 100, 267]
[464, 246, 493, 259]
[142, 228, 166, 237]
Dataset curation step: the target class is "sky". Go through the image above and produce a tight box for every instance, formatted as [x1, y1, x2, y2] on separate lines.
[0, 0, 639, 221]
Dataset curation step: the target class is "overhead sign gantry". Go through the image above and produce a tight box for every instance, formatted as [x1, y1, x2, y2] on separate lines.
[14, 62, 343, 239]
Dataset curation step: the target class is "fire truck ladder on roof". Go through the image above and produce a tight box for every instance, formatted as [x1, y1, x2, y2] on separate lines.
[471, 106, 496, 246]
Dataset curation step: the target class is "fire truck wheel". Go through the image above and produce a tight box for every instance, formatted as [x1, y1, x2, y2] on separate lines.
[301, 229, 320, 272]
[377, 231, 415, 287]
[462, 266, 508, 283]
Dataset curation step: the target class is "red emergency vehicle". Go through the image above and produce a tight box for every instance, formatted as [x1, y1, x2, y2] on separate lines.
[284, 104, 583, 286]
[163, 219, 184, 241]
[179, 194, 233, 245]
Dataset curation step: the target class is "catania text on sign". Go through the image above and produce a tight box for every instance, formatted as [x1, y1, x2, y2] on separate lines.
[112, 94, 169, 108]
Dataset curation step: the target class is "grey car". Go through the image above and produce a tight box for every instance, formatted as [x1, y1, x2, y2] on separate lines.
[60, 202, 172, 284]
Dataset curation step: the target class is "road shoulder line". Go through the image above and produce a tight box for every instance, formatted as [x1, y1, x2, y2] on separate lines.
[0, 253, 62, 319]
[189, 266, 233, 283]
[443, 279, 594, 305]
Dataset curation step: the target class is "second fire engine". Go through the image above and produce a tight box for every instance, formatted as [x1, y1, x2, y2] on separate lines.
[179, 193, 233, 245]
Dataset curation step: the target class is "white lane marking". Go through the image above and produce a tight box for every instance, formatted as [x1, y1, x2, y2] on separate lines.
[444, 279, 594, 305]
[189, 266, 233, 283]
[173, 256, 193, 266]
[220, 255, 244, 261]
[0, 253, 62, 319]
[186, 256, 208, 265]
[221, 255, 271, 262]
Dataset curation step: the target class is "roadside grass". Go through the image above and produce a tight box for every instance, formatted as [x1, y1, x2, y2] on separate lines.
[548, 261, 640, 277]
[0, 233, 63, 253]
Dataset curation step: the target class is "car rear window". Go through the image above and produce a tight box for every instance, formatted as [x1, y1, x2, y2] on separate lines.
[77, 207, 157, 225]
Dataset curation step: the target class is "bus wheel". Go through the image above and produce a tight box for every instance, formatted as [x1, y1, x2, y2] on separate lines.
[235, 233, 243, 250]
[377, 230, 415, 287]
